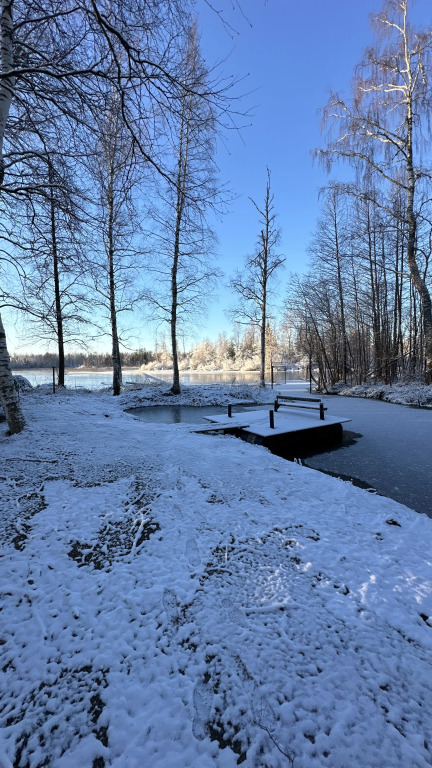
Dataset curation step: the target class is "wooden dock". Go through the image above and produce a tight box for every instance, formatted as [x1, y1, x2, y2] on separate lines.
[195, 403, 351, 454]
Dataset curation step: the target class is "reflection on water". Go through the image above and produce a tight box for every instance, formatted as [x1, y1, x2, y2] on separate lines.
[12, 368, 121, 389]
[151, 370, 302, 386]
[128, 404, 271, 424]
[285, 430, 363, 461]
[128, 405, 226, 424]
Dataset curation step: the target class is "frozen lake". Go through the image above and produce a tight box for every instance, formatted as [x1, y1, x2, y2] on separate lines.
[150, 370, 303, 385]
[12, 368, 302, 390]
[12, 367, 158, 390]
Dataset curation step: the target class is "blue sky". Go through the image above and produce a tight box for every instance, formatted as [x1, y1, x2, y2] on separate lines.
[6, 0, 432, 355]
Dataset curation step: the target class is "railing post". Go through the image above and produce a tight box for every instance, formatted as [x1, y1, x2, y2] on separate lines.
[269, 409, 275, 429]
[319, 402, 325, 420]
[227, 404, 232, 418]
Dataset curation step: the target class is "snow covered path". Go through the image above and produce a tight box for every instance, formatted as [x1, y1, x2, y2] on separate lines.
[1, 387, 432, 767]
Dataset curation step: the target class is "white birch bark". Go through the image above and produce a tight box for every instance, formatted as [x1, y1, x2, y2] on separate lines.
[0, 0, 14, 186]
[0, 312, 26, 434]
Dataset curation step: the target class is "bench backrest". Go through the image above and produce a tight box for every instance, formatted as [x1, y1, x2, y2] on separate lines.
[274, 395, 326, 420]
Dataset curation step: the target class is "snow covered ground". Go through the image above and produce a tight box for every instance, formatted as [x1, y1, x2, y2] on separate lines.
[1, 382, 432, 768]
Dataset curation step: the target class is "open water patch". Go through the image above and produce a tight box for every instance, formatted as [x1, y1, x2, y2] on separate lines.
[127, 404, 270, 425]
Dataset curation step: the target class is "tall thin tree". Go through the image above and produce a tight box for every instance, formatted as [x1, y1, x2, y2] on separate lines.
[231, 169, 284, 387]
[146, 23, 221, 394]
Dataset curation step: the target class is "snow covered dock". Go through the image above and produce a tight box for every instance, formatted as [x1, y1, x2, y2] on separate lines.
[201, 404, 351, 451]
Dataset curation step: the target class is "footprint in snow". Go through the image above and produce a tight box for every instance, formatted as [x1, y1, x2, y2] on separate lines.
[162, 587, 179, 637]
[185, 538, 201, 567]
[222, 597, 247, 627]
[192, 679, 213, 740]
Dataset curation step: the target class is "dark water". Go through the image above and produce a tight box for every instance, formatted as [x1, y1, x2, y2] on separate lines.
[128, 403, 271, 424]
[304, 394, 432, 518]
[127, 405, 233, 424]
[271, 430, 380, 492]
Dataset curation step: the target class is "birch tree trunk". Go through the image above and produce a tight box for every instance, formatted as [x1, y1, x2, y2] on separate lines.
[107, 170, 122, 396]
[0, 313, 26, 434]
[49, 165, 65, 387]
[405, 95, 432, 383]
[0, 0, 14, 188]
[259, 286, 266, 387]
[259, 227, 268, 388]
[170, 222, 181, 395]
[333, 215, 347, 383]
[170, 97, 188, 396]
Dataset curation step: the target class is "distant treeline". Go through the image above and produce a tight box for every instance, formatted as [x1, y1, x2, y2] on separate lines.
[11, 327, 299, 372]
[11, 350, 153, 370]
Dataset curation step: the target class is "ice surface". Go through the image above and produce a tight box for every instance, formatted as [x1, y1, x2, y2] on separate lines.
[298, 387, 432, 516]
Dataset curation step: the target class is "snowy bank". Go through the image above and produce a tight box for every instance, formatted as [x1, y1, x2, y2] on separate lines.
[1, 385, 432, 768]
[328, 381, 432, 408]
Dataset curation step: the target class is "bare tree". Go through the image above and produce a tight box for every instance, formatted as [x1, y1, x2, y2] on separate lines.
[146, 23, 221, 394]
[308, 184, 351, 382]
[230, 169, 284, 387]
[1, 153, 92, 387]
[0, 0, 222, 430]
[86, 89, 145, 395]
[0, 0, 25, 431]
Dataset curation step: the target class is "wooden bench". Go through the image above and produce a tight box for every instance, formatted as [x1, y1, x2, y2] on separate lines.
[274, 395, 327, 420]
